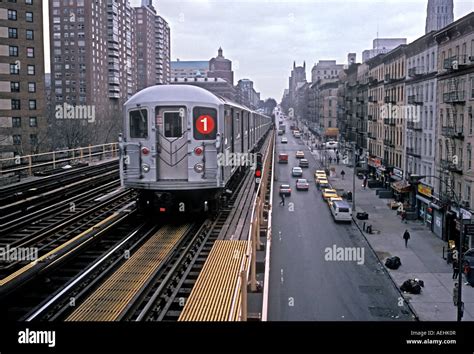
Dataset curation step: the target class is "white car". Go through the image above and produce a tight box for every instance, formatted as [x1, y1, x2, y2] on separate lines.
[292, 166, 303, 177]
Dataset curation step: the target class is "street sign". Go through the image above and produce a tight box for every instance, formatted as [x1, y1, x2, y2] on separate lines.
[465, 224, 474, 237]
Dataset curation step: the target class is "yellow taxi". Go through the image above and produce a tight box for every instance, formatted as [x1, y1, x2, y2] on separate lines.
[315, 170, 326, 175]
[318, 178, 331, 189]
[322, 188, 339, 201]
[327, 196, 343, 207]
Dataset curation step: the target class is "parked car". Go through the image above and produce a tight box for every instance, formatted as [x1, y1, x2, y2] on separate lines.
[299, 158, 309, 168]
[463, 248, 474, 286]
[296, 151, 305, 159]
[322, 188, 338, 201]
[296, 178, 309, 191]
[281, 137, 288, 144]
[292, 166, 303, 177]
[278, 130, 284, 135]
[329, 200, 352, 222]
[279, 184, 292, 196]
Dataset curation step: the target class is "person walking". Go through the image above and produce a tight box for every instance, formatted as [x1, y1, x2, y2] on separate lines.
[401, 210, 407, 223]
[341, 169, 345, 180]
[403, 229, 411, 248]
[336, 155, 340, 165]
[363, 175, 368, 189]
[279, 193, 285, 206]
[452, 258, 460, 279]
[329, 156, 333, 164]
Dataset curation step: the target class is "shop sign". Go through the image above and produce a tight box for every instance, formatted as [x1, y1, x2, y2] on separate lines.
[368, 157, 382, 168]
[417, 183, 432, 198]
[465, 224, 474, 236]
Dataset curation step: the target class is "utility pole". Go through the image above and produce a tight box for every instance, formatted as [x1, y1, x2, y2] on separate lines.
[457, 214, 465, 321]
[352, 142, 356, 213]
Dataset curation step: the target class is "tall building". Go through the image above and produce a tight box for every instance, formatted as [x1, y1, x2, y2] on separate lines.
[434, 12, 474, 243]
[0, 0, 45, 157]
[135, 3, 156, 90]
[236, 79, 260, 109]
[49, 0, 137, 148]
[288, 61, 306, 107]
[156, 15, 170, 84]
[362, 38, 407, 62]
[311, 60, 344, 83]
[208, 47, 234, 85]
[425, 0, 454, 33]
[134, 3, 171, 90]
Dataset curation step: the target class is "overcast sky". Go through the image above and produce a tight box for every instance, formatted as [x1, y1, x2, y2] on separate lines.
[44, 0, 474, 100]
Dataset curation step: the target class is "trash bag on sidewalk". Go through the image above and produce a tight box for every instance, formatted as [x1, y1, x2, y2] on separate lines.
[400, 278, 424, 294]
[385, 256, 401, 270]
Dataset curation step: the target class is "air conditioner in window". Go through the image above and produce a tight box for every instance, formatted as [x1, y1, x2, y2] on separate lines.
[461, 200, 470, 208]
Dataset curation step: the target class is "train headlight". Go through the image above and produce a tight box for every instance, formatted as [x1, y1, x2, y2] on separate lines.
[142, 163, 150, 173]
[194, 163, 204, 173]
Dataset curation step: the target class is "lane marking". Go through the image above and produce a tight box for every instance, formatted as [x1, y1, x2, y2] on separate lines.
[280, 268, 284, 284]
[279, 231, 282, 242]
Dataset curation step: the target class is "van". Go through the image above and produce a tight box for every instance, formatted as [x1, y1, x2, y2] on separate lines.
[330, 200, 352, 222]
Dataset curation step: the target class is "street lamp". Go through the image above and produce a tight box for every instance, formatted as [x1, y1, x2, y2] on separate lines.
[409, 174, 467, 321]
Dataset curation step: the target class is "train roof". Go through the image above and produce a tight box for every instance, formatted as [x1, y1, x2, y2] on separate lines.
[125, 85, 223, 107]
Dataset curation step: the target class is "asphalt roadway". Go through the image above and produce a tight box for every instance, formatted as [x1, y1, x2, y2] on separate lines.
[268, 131, 414, 321]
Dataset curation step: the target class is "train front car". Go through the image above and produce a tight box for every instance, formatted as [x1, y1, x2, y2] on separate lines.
[120, 85, 224, 215]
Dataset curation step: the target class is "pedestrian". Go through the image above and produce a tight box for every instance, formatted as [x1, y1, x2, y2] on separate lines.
[452, 260, 460, 279]
[329, 156, 333, 164]
[403, 229, 411, 248]
[363, 175, 368, 189]
[341, 169, 345, 180]
[401, 210, 407, 223]
[336, 155, 340, 164]
[279, 193, 285, 206]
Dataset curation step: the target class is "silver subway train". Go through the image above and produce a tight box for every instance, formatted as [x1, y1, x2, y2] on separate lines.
[119, 85, 272, 213]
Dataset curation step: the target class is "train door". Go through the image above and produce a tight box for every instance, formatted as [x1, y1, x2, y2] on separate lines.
[155, 106, 188, 180]
[124, 108, 149, 179]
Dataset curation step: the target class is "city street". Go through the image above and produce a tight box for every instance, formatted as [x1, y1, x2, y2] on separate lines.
[268, 130, 414, 321]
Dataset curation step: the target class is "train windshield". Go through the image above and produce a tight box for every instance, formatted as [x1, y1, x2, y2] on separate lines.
[129, 109, 148, 139]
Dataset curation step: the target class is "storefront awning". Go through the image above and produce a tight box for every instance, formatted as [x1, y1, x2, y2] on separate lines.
[391, 180, 411, 193]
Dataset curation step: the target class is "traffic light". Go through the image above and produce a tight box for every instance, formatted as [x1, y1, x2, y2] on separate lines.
[255, 153, 263, 182]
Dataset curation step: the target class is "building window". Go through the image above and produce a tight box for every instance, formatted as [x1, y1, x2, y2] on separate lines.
[26, 47, 34, 58]
[25, 0, 33, 4]
[28, 100, 36, 110]
[26, 29, 34, 40]
[28, 82, 36, 92]
[12, 117, 21, 128]
[27, 65, 35, 75]
[11, 99, 20, 110]
[10, 63, 19, 74]
[30, 134, 37, 145]
[10, 82, 20, 92]
[8, 10, 17, 20]
[13, 135, 22, 145]
[26, 12, 33, 22]
[9, 46, 18, 57]
[28, 117, 37, 127]
[8, 28, 18, 38]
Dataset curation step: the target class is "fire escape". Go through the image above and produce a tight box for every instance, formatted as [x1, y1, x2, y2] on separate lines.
[440, 76, 465, 202]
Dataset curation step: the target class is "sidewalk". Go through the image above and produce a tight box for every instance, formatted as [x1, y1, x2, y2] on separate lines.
[303, 136, 474, 321]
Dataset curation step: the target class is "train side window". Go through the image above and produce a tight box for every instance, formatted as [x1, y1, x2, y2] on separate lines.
[163, 111, 183, 138]
[129, 109, 148, 139]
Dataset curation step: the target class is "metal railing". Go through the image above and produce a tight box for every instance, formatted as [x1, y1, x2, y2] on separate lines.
[0, 143, 119, 176]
